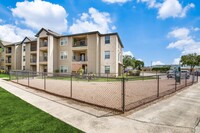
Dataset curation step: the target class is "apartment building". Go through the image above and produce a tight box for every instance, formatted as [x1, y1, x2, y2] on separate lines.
[0, 28, 124, 76]
[0, 41, 22, 71]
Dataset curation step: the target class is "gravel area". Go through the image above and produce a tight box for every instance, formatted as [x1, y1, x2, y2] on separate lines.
[11, 75, 196, 111]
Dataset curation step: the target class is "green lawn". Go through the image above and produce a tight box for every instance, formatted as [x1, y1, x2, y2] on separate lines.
[0, 73, 9, 79]
[0, 87, 83, 133]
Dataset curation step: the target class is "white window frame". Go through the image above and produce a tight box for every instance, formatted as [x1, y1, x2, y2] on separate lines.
[105, 51, 110, 59]
[60, 51, 67, 60]
[105, 35, 110, 44]
[105, 66, 110, 73]
[60, 66, 68, 73]
[23, 46, 26, 52]
[60, 38, 67, 46]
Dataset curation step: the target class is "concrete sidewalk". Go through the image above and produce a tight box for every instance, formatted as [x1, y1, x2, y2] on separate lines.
[0, 79, 200, 133]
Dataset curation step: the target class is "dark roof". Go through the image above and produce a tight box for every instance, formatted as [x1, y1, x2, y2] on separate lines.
[35, 28, 60, 37]
[60, 31, 124, 48]
[21, 37, 37, 44]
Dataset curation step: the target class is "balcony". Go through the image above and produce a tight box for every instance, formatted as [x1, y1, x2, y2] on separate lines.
[40, 42, 48, 47]
[39, 56, 48, 64]
[40, 42, 48, 51]
[72, 56, 88, 62]
[6, 49, 12, 54]
[30, 58, 37, 65]
[5, 59, 11, 65]
[30, 46, 37, 51]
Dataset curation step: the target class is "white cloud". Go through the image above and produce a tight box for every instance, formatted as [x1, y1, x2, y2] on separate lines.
[172, 58, 180, 65]
[69, 7, 115, 34]
[0, 19, 3, 23]
[138, 0, 194, 19]
[158, 0, 194, 19]
[192, 27, 200, 31]
[102, 0, 131, 4]
[152, 61, 165, 65]
[0, 24, 35, 42]
[167, 28, 200, 55]
[168, 28, 190, 39]
[137, 0, 161, 8]
[123, 51, 134, 57]
[11, 0, 68, 33]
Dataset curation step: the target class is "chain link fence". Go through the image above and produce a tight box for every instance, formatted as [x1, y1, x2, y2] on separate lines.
[9, 71, 198, 113]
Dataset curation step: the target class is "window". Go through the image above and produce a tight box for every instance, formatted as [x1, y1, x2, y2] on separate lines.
[60, 51, 67, 60]
[23, 66, 25, 70]
[23, 46, 25, 51]
[105, 66, 110, 73]
[60, 38, 67, 46]
[105, 35, 110, 44]
[105, 51, 110, 59]
[60, 66, 68, 73]
[23, 56, 25, 62]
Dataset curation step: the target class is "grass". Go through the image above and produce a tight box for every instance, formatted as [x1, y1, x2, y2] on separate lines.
[0, 87, 83, 133]
[0, 73, 9, 79]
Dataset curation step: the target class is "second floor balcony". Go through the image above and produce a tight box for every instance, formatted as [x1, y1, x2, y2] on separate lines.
[30, 58, 37, 63]
[6, 49, 12, 54]
[39, 56, 48, 62]
[40, 42, 48, 47]
[30, 46, 37, 51]
[5, 59, 11, 63]
[72, 55, 88, 62]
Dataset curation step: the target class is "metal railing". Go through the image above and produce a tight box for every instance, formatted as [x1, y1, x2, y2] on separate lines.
[39, 56, 48, 62]
[72, 56, 88, 62]
[30, 58, 37, 63]
[6, 50, 12, 54]
[30, 46, 37, 51]
[5, 60, 11, 63]
[9, 71, 198, 113]
[73, 40, 87, 47]
[40, 42, 48, 47]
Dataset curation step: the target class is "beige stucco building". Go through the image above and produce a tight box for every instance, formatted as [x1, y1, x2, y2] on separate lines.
[0, 28, 124, 76]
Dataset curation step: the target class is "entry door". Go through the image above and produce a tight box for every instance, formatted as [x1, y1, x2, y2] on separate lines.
[80, 53, 85, 61]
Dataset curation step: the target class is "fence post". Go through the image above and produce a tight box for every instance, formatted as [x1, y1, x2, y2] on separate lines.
[9, 71, 11, 81]
[185, 73, 187, 87]
[192, 73, 194, 84]
[107, 73, 108, 82]
[28, 71, 29, 87]
[44, 72, 46, 91]
[157, 75, 159, 97]
[175, 74, 177, 91]
[17, 72, 18, 83]
[122, 77, 125, 113]
[70, 74, 72, 98]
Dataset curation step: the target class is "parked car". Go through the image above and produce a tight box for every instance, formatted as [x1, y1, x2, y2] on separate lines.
[195, 70, 200, 76]
[167, 70, 175, 78]
[167, 70, 190, 79]
[180, 70, 190, 79]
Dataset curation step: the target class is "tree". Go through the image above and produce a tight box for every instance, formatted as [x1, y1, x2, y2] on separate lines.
[180, 53, 199, 72]
[135, 60, 144, 70]
[123, 55, 135, 69]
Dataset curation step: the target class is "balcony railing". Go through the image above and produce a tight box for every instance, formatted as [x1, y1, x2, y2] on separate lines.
[31, 46, 37, 51]
[39, 56, 48, 62]
[72, 56, 88, 62]
[30, 58, 37, 63]
[6, 50, 12, 54]
[40, 42, 48, 47]
[73, 40, 87, 47]
[6, 60, 11, 63]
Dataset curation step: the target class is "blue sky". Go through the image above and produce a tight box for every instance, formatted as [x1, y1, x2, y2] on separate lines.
[0, 0, 200, 66]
